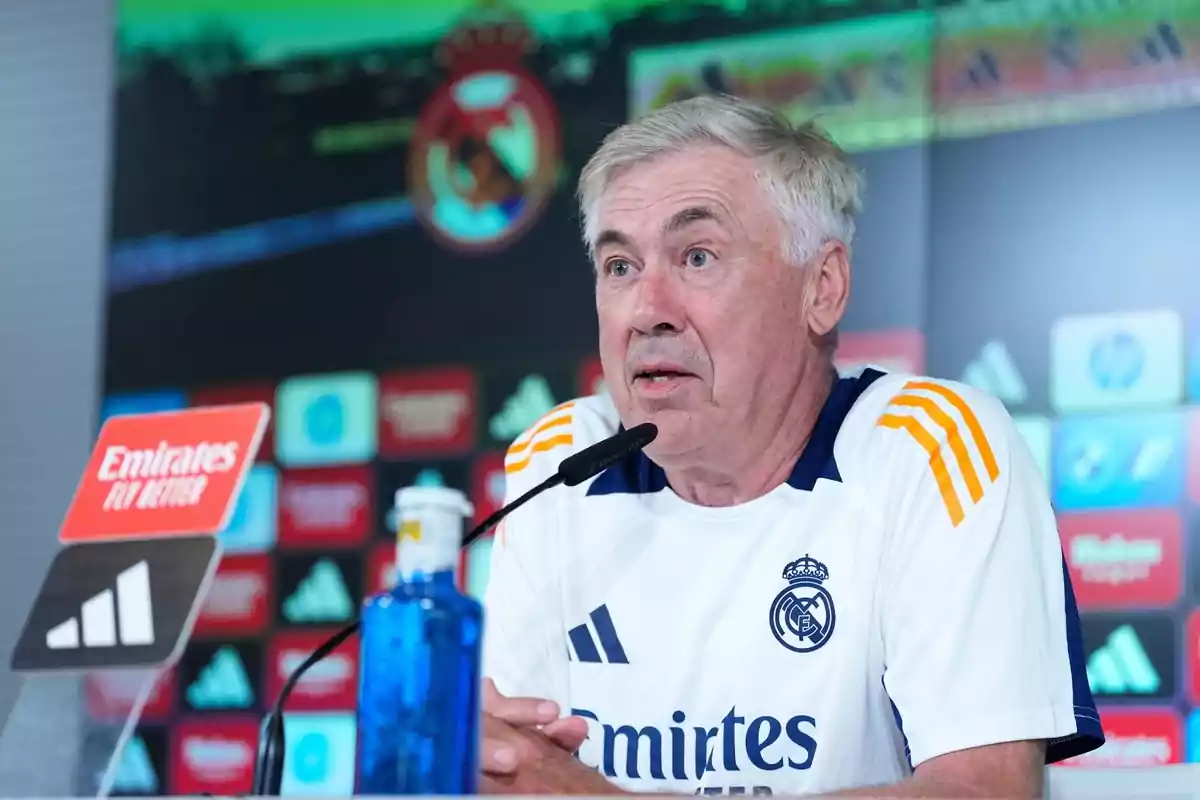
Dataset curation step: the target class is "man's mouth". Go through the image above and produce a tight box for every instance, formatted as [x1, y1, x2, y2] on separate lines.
[633, 369, 695, 384]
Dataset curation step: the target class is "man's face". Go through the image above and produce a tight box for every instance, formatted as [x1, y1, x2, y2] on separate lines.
[592, 145, 836, 463]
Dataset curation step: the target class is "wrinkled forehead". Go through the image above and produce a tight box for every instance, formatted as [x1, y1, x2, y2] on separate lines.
[590, 146, 770, 250]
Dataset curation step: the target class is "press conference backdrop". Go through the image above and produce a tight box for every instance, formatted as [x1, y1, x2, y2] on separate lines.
[99, 0, 1200, 794]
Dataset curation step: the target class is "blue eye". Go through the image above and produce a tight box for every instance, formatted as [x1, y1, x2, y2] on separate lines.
[606, 259, 632, 277]
[685, 249, 712, 268]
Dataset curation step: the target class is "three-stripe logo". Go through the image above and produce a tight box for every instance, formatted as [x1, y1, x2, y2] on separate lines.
[504, 401, 575, 477]
[877, 380, 1001, 527]
[568, 604, 629, 664]
[45, 561, 155, 650]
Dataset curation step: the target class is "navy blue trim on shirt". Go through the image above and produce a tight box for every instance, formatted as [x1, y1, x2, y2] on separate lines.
[1044, 558, 1105, 764]
[588, 368, 886, 496]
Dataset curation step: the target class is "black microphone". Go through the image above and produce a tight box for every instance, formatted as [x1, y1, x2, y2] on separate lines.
[250, 422, 657, 795]
[462, 421, 657, 547]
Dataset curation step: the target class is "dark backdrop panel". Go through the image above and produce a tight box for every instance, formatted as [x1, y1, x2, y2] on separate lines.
[843, 144, 930, 332]
[925, 105, 1200, 414]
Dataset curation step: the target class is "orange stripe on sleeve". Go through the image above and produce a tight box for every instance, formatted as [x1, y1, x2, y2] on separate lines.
[889, 394, 985, 504]
[506, 402, 575, 458]
[903, 381, 1000, 482]
[878, 413, 965, 527]
[505, 434, 574, 475]
[506, 415, 571, 458]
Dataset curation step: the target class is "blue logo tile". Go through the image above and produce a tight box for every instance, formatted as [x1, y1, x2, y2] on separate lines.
[98, 390, 187, 428]
[1053, 410, 1184, 511]
[218, 465, 278, 552]
[1050, 310, 1183, 413]
[282, 713, 356, 795]
[276, 373, 377, 467]
[1188, 709, 1200, 763]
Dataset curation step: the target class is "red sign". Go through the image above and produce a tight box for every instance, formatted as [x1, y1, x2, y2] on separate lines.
[1059, 510, 1182, 609]
[1187, 610, 1200, 705]
[192, 553, 272, 637]
[834, 329, 925, 375]
[190, 384, 276, 462]
[267, 630, 359, 712]
[1058, 708, 1182, 768]
[83, 667, 175, 723]
[170, 717, 258, 795]
[378, 367, 476, 457]
[366, 541, 397, 596]
[60, 404, 269, 542]
[278, 466, 373, 548]
[470, 452, 507, 525]
[579, 357, 605, 397]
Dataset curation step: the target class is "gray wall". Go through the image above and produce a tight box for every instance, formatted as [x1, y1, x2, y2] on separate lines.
[0, 0, 113, 725]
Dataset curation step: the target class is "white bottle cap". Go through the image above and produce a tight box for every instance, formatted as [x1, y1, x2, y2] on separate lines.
[392, 485, 474, 581]
[394, 486, 474, 518]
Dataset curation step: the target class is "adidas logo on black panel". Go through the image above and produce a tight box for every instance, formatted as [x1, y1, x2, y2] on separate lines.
[568, 604, 629, 664]
[12, 536, 218, 672]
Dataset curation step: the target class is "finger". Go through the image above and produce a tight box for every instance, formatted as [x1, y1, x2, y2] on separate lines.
[482, 682, 560, 725]
[480, 738, 520, 775]
[542, 716, 590, 752]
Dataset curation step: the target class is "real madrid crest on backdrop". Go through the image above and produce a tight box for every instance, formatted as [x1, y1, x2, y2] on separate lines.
[770, 555, 836, 654]
[409, 0, 562, 255]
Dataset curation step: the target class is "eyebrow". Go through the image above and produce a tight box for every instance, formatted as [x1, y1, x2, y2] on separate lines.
[593, 228, 630, 253]
[662, 205, 723, 236]
[593, 206, 725, 255]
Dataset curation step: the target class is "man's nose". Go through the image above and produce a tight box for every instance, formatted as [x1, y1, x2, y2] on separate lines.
[630, 268, 685, 335]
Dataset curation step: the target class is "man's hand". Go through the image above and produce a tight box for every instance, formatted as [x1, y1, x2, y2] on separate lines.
[480, 678, 590, 775]
[480, 713, 625, 795]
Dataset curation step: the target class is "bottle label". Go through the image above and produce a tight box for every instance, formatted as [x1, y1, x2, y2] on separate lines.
[396, 506, 462, 579]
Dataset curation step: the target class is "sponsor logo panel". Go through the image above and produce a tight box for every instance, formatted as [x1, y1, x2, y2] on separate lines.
[1052, 411, 1184, 511]
[378, 367, 477, 457]
[192, 553, 272, 637]
[281, 712, 357, 795]
[84, 668, 177, 724]
[275, 553, 362, 627]
[1059, 510, 1182, 609]
[275, 372, 378, 467]
[267, 629, 359, 712]
[278, 466, 373, 548]
[170, 717, 258, 795]
[1050, 309, 1183, 413]
[1080, 614, 1176, 703]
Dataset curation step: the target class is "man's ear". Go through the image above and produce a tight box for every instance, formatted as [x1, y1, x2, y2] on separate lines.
[806, 241, 850, 338]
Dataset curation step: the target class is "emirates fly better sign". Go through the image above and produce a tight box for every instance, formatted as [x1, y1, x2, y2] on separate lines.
[59, 403, 269, 542]
[11, 403, 270, 673]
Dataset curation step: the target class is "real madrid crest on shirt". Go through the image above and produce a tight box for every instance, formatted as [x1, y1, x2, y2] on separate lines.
[770, 554, 836, 653]
[409, 2, 561, 254]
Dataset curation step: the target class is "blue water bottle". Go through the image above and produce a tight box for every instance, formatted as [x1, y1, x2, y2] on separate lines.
[356, 485, 483, 794]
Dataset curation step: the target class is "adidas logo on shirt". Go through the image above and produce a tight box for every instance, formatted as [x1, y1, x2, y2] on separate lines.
[568, 604, 629, 664]
[283, 559, 354, 623]
[489, 375, 557, 441]
[187, 646, 254, 709]
[1087, 624, 1160, 695]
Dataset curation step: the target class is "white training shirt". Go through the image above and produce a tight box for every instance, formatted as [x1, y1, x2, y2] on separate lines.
[483, 367, 1104, 796]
